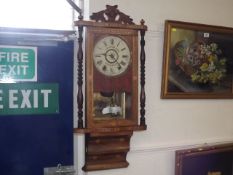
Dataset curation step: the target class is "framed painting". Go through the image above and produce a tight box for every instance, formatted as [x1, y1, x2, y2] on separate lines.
[161, 20, 233, 99]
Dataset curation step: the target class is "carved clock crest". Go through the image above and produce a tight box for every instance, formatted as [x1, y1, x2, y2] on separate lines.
[72, 4, 147, 171]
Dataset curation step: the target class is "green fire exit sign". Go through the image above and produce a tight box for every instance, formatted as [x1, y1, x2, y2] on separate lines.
[0, 45, 37, 82]
[0, 83, 59, 115]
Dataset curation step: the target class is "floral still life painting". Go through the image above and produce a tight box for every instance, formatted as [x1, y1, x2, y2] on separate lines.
[161, 20, 233, 99]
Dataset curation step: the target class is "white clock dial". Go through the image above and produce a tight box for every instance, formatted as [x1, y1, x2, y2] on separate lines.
[93, 36, 131, 77]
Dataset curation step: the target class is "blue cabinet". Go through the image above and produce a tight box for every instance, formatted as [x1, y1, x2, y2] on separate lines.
[0, 28, 74, 175]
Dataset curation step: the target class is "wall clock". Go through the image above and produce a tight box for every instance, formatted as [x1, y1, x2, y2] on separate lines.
[73, 5, 147, 171]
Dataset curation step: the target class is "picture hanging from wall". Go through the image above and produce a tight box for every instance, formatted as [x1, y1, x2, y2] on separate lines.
[161, 20, 233, 99]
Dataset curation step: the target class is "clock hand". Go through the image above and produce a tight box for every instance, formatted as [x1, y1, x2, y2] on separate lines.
[116, 61, 122, 69]
[109, 53, 116, 60]
[109, 54, 114, 58]
[95, 53, 106, 57]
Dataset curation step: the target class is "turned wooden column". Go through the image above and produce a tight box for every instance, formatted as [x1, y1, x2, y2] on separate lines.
[77, 25, 84, 129]
[140, 20, 146, 126]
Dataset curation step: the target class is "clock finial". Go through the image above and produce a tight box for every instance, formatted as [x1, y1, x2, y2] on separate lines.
[140, 19, 145, 26]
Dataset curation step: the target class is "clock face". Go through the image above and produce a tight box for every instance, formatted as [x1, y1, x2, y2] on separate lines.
[93, 36, 131, 77]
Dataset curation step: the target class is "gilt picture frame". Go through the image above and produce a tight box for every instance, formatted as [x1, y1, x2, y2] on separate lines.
[161, 20, 233, 99]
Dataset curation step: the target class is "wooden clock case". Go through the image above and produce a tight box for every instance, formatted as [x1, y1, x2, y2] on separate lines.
[74, 5, 147, 171]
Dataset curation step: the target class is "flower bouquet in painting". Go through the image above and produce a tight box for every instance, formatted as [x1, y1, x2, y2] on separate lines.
[174, 41, 227, 86]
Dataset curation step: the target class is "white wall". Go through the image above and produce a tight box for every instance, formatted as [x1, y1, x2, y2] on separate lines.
[75, 0, 233, 175]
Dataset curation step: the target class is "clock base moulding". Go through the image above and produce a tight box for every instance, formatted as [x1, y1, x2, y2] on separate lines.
[74, 126, 146, 171]
[83, 131, 132, 171]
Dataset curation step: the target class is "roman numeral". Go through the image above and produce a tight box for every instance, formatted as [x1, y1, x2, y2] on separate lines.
[102, 65, 107, 71]
[96, 60, 103, 65]
[120, 61, 126, 66]
[103, 41, 107, 47]
[122, 55, 128, 59]
[110, 38, 114, 45]
[110, 67, 114, 73]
